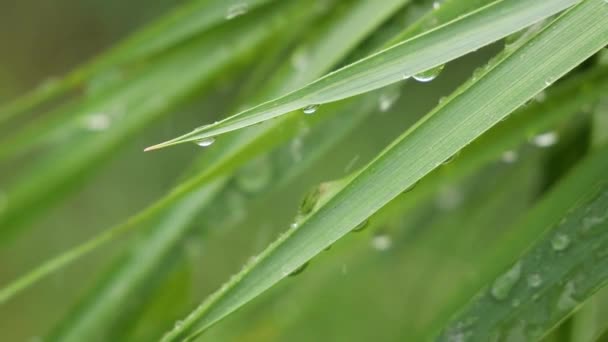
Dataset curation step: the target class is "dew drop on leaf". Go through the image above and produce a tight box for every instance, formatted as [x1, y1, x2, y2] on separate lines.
[302, 104, 319, 114]
[557, 281, 578, 311]
[531, 131, 558, 148]
[352, 219, 370, 233]
[527, 273, 543, 288]
[413, 64, 445, 83]
[194, 137, 215, 147]
[371, 233, 392, 251]
[551, 233, 570, 251]
[84, 113, 111, 131]
[490, 262, 522, 301]
[501, 150, 518, 163]
[288, 262, 309, 277]
[226, 3, 249, 20]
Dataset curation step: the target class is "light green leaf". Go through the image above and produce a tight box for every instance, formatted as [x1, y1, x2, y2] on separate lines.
[146, 0, 579, 150]
[159, 1, 608, 340]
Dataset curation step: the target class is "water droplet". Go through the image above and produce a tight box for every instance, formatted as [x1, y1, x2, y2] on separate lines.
[352, 220, 370, 233]
[235, 156, 273, 193]
[291, 49, 310, 72]
[302, 104, 319, 114]
[194, 137, 215, 147]
[413, 64, 445, 83]
[402, 182, 418, 194]
[531, 131, 558, 148]
[433, 1, 441, 9]
[371, 233, 392, 251]
[436, 186, 464, 211]
[527, 274, 543, 288]
[551, 233, 570, 251]
[501, 150, 518, 163]
[299, 186, 321, 215]
[226, 3, 249, 20]
[288, 262, 309, 277]
[580, 216, 605, 236]
[534, 91, 546, 103]
[84, 113, 111, 131]
[557, 281, 578, 311]
[491, 262, 522, 301]
[544, 78, 554, 87]
[378, 89, 401, 112]
[290, 222, 299, 230]
[442, 152, 459, 165]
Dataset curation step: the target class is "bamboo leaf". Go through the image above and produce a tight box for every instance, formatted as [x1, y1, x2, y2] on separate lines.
[145, 0, 579, 150]
[159, 1, 608, 339]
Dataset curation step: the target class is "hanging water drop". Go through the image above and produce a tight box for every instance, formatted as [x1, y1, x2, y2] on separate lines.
[557, 281, 578, 311]
[194, 137, 215, 147]
[84, 113, 111, 131]
[531, 131, 558, 148]
[402, 182, 418, 194]
[371, 233, 392, 251]
[378, 89, 400, 112]
[302, 104, 319, 114]
[490, 262, 522, 301]
[299, 186, 321, 215]
[235, 156, 273, 193]
[226, 3, 249, 20]
[352, 220, 370, 233]
[413, 64, 445, 83]
[288, 262, 309, 277]
[534, 91, 546, 102]
[527, 274, 543, 288]
[501, 150, 518, 163]
[551, 233, 570, 251]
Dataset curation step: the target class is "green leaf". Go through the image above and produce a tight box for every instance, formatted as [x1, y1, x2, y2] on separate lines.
[145, 0, 579, 150]
[159, 1, 608, 339]
[436, 158, 608, 341]
[0, 0, 312, 238]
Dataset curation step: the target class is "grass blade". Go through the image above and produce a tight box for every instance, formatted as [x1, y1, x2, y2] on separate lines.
[159, 1, 608, 339]
[145, 0, 579, 150]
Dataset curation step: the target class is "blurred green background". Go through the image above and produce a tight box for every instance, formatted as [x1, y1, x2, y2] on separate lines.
[0, 1, 598, 341]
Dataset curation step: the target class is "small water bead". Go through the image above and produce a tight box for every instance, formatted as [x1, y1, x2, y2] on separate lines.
[226, 3, 249, 20]
[352, 219, 370, 233]
[195, 137, 216, 147]
[544, 78, 555, 87]
[378, 90, 401, 112]
[557, 281, 578, 311]
[501, 150, 519, 164]
[433, 1, 441, 10]
[235, 156, 273, 193]
[302, 104, 319, 115]
[534, 91, 547, 103]
[84, 113, 111, 131]
[490, 262, 522, 301]
[402, 182, 418, 194]
[290, 222, 299, 230]
[413, 64, 445, 83]
[371, 233, 392, 251]
[288, 262, 309, 277]
[299, 187, 321, 215]
[551, 233, 570, 251]
[531, 131, 558, 148]
[527, 274, 543, 288]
